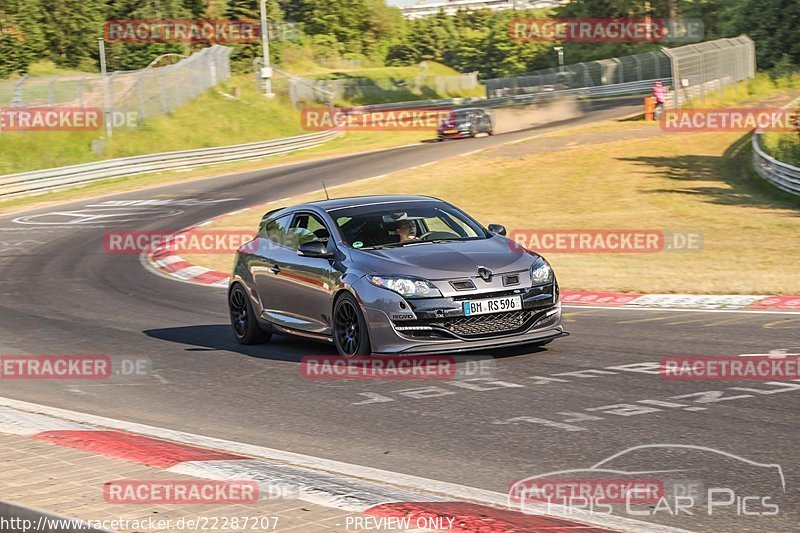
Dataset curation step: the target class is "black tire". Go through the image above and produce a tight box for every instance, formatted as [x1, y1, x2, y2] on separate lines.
[229, 283, 271, 345]
[332, 293, 371, 357]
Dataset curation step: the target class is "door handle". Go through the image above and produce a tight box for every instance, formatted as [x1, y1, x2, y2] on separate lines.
[271, 264, 281, 274]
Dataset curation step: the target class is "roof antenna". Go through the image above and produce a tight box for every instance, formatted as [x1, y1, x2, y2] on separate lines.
[322, 180, 330, 200]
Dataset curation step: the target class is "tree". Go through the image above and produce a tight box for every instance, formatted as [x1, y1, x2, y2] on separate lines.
[279, 0, 402, 59]
[105, 0, 192, 70]
[721, 0, 800, 69]
[226, 0, 285, 69]
[41, 0, 106, 68]
[0, 0, 46, 77]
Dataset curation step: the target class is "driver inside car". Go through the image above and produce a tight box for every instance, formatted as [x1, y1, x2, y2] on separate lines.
[395, 219, 419, 242]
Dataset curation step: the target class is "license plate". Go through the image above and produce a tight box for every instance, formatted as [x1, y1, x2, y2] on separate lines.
[444, 129, 458, 134]
[463, 295, 522, 316]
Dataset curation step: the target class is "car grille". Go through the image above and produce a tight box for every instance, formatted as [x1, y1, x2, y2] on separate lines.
[438, 310, 533, 338]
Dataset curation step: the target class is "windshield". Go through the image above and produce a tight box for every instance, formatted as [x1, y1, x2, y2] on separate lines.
[329, 201, 488, 249]
[443, 111, 472, 123]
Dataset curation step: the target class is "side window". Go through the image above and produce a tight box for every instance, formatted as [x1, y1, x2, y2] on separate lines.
[262, 214, 293, 246]
[288, 213, 331, 249]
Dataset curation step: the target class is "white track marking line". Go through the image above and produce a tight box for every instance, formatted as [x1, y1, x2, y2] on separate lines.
[0, 397, 690, 533]
[169, 459, 443, 512]
[139, 252, 225, 289]
[152, 255, 185, 267]
[0, 406, 91, 435]
[170, 266, 210, 280]
[562, 305, 800, 315]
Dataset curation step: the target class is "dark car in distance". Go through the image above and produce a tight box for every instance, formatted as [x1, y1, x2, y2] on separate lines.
[438, 108, 494, 140]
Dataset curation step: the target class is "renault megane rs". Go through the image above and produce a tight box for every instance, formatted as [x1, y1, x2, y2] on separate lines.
[229, 195, 565, 356]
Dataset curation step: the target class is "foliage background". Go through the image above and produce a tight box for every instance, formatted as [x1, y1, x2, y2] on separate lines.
[0, 0, 797, 79]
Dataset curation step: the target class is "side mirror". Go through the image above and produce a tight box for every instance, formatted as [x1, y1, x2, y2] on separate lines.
[487, 224, 507, 236]
[298, 240, 333, 259]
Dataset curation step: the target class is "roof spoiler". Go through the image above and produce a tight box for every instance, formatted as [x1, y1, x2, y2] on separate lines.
[261, 207, 286, 221]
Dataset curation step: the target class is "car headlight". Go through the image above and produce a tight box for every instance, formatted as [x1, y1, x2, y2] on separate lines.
[530, 258, 554, 285]
[368, 275, 442, 298]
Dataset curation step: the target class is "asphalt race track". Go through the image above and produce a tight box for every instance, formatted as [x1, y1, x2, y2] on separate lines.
[1, 97, 797, 532]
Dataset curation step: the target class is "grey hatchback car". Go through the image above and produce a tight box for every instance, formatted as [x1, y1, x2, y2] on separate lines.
[229, 195, 565, 356]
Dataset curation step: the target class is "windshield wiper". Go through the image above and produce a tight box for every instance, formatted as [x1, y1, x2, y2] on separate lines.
[360, 239, 464, 250]
[359, 242, 407, 250]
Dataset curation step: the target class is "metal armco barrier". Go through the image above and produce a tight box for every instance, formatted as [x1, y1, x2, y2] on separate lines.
[0, 78, 659, 199]
[358, 78, 671, 112]
[752, 134, 800, 196]
[0, 129, 341, 198]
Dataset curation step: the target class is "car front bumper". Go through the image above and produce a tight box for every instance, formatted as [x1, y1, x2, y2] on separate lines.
[438, 130, 471, 139]
[353, 277, 565, 354]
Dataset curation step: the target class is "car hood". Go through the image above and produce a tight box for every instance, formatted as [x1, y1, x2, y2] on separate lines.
[351, 236, 538, 279]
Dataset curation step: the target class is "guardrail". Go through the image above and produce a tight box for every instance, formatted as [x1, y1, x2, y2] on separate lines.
[752, 133, 800, 196]
[1, 77, 664, 199]
[0, 129, 341, 198]
[356, 78, 670, 112]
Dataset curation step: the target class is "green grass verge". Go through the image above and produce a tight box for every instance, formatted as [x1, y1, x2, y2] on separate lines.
[762, 131, 800, 167]
[684, 72, 800, 109]
[680, 72, 800, 170]
[0, 129, 431, 214]
[0, 73, 307, 175]
[184, 115, 800, 295]
[0, 61, 485, 175]
[303, 61, 486, 105]
[308, 61, 472, 80]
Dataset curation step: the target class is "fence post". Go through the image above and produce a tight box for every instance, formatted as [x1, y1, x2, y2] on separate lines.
[611, 58, 624, 84]
[209, 49, 218, 87]
[137, 71, 146, 119]
[289, 79, 297, 109]
[48, 77, 58, 107]
[633, 54, 643, 82]
[717, 45, 725, 98]
[651, 51, 661, 79]
[77, 77, 85, 108]
[11, 76, 26, 107]
[108, 72, 117, 127]
[661, 47, 679, 109]
[158, 71, 168, 114]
